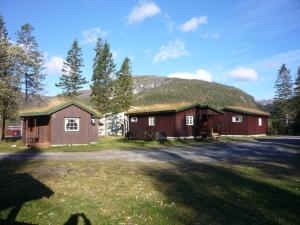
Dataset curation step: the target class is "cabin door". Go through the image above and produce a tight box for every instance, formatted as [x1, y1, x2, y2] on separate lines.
[27, 118, 38, 143]
[200, 114, 209, 137]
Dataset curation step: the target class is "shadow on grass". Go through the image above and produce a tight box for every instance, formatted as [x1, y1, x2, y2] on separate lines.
[143, 159, 300, 225]
[0, 148, 93, 225]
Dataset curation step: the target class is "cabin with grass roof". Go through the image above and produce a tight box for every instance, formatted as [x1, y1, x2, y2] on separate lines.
[126, 103, 223, 140]
[126, 103, 270, 140]
[20, 99, 100, 148]
[220, 106, 270, 136]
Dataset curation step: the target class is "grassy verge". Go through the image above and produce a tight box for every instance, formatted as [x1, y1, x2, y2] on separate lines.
[0, 155, 299, 225]
[0, 136, 218, 152]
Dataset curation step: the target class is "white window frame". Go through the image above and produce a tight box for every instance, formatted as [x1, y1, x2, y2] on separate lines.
[232, 116, 243, 123]
[64, 118, 80, 132]
[148, 117, 155, 126]
[186, 116, 194, 126]
[131, 117, 137, 123]
[258, 117, 262, 126]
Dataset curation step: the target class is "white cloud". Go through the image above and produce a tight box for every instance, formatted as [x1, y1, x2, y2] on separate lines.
[199, 30, 219, 39]
[168, 69, 212, 82]
[153, 40, 188, 63]
[82, 27, 106, 44]
[180, 16, 208, 32]
[230, 67, 258, 81]
[127, 1, 161, 24]
[45, 56, 64, 74]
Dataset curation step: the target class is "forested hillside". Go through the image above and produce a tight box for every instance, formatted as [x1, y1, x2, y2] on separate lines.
[133, 76, 258, 108]
[18, 75, 259, 109]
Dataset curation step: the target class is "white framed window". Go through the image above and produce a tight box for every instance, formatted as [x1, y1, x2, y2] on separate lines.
[64, 118, 80, 131]
[186, 116, 194, 126]
[131, 117, 137, 122]
[258, 118, 262, 126]
[232, 116, 242, 123]
[149, 117, 155, 126]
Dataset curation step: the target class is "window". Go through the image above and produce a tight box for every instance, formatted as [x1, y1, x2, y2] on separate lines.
[232, 116, 242, 123]
[258, 118, 262, 126]
[131, 117, 137, 122]
[186, 116, 194, 126]
[64, 118, 80, 131]
[148, 117, 155, 126]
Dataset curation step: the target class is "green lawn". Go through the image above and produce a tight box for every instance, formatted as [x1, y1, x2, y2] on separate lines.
[0, 136, 219, 152]
[0, 152, 299, 225]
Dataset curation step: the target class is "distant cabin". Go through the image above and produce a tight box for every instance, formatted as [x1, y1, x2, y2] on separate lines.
[126, 104, 270, 140]
[220, 106, 269, 136]
[20, 100, 100, 148]
[126, 104, 223, 140]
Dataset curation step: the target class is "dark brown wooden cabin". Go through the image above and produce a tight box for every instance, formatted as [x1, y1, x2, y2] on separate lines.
[20, 101, 100, 148]
[126, 104, 223, 140]
[220, 106, 269, 136]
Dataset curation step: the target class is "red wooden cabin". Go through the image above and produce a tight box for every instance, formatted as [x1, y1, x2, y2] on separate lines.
[20, 100, 100, 148]
[126, 104, 223, 140]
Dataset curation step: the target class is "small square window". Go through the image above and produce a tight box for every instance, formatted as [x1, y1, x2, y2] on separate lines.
[149, 117, 155, 126]
[131, 117, 137, 122]
[232, 116, 242, 123]
[186, 116, 194, 126]
[258, 118, 262, 126]
[64, 118, 80, 131]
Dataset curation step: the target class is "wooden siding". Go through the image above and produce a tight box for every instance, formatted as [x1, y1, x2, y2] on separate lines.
[175, 107, 198, 137]
[220, 110, 268, 135]
[50, 105, 97, 145]
[128, 112, 176, 139]
[128, 106, 222, 139]
[22, 116, 50, 144]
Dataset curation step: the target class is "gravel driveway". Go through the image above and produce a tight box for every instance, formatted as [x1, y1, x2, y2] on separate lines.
[0, 136, 299, 163]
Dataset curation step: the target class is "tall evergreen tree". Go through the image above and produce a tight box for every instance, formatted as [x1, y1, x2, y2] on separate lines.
[0, 16, 21, 141]
[275, 64, 293, 100]
[294, 66, 300, 97]
[16, 23, 45, 107]
[55, 39, 87, 97]
[90, 38, 115, 114]
[274, 64, 293, 130]
[113, 57, 133, 113]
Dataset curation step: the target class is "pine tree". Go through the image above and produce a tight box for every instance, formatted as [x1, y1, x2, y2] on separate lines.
[294, 66, 300, 97]
[16, 23, 45, 107]
[55, 39, 87, 97]
[275, 64, 293, 100]
[90, 38, 115, 114]
[274, 64, 293, 131]
[113, 57, 133, 113]
[0, 16, 21, 141]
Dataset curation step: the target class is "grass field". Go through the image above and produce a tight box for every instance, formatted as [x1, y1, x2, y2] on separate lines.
[0, 149, 299, 225]
[0, 135, 267, 153]
[0, 136, 219, 153]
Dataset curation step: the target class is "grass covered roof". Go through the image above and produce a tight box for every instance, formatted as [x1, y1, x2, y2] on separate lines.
[222, 106, 270, 116]
[126, 102, 223, 115]
[19, 98, 101, 117]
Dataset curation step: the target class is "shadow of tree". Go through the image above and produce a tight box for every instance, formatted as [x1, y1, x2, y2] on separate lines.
[0, 148, 93, 225]
[143, 159, 300, 225]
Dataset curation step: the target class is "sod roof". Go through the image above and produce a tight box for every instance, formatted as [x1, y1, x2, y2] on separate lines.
[221, 106, 270, 116]
[126, 103, 223, 115]
[19, 98, 101, 118]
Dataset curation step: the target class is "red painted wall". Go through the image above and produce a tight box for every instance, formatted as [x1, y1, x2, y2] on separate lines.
[220, 110, 268, 135]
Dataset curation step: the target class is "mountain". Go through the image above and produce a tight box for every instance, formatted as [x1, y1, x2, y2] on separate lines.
[132, 76, 258, 108]
[22, 75, 259, 109]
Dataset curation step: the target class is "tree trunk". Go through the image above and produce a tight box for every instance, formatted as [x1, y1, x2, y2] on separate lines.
[25, 73, 28, 108]
[1, 116, 6, 142]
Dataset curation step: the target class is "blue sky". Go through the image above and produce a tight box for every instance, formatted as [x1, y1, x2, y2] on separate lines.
[1, 0, 300, 100]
